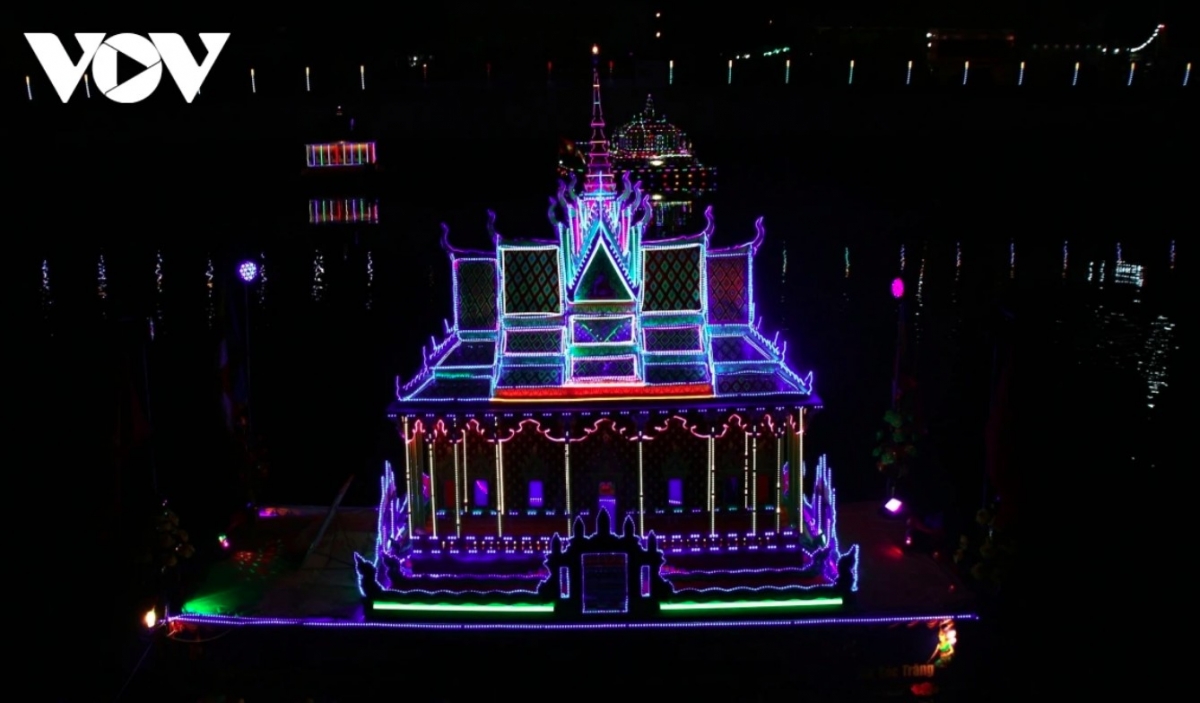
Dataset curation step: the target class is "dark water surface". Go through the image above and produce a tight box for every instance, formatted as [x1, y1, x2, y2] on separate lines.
[19, 93, 1185, 508]
[12, 79, 1187, 703]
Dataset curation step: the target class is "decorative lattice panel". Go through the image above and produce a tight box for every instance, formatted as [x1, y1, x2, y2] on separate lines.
[716, 373, 795, 395]
[572, 316, 634, 344]
[569, 424, 639, 514]
[641, 423, 708, 511]
[754, 434, 781, 508]
[573, 357, 636, 379]
[574, 240, 633, 302]
[430, 433, 457, 520]
[644, 364, 710, 384]
[504, 428, 565, 511]
[443, 341, 496, 366]
[642, 246, 702, 312]
[455, 260, 498, 331]
[714, 424, 748, 477]
[713, 336, 769, 362]
[502, 249, 562, 314]
[463, 430, 496, 510]
[497, 366, 563, 387]
[410, 378, 492, 400]
[504, 330, 562, 354]
[644, 326, 702, 353]
[707, 254, 750, 324]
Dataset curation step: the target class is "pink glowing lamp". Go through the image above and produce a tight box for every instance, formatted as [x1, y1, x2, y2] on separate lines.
[884, 498, 903, 513]
[890, 277, 905, 299]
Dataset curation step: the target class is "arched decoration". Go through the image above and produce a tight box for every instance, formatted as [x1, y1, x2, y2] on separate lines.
[504, 420, 566, 516]
[713, 415, 750, 515]
[459, 419, 496, 527]
[641, 416, 707, 534]
[564, 414, 638, 443]
[567, 419, 638, 522]
[428, 425, 457, 537]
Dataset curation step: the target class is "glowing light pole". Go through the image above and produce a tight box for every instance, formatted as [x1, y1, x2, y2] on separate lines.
[906, 60, 912, 85]
[728, 59, 733, 84]
[1018, 61, 1025, 86]
[250, 68, 256, 93]
[305, 66, 311, 92]
[237, 261, 259, 439]
[25, 75, 31, 101]
[888, 276, 907, 500]
[1185, 63, 1192, 87]
[848, 59, 855, 85]
[360, 65, 366, 90]
[83, 73, 91, 98]
[962, 60, 970, 85]
[1127, 62, 1136, 86]
[669, 59, 674, 85]
[1072, 61, 1080, 86]
[890, 276, 906, 407]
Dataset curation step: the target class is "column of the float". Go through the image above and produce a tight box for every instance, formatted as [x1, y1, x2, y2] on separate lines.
[637, 432, 645, 538]
[797, 407, 806, 535]
[493, 424, 504, 537]
[564, 432, 573, 536]
[460, 428, 469, 525]
[774, 429, 783, 532]
[427, 435, 437, 539]
[452, 432, 462, 538]
[402, 416, 415, 539]
[743, 430, 750, 511]
[700, 427, 710, 537]
[750, 427, 758, 536]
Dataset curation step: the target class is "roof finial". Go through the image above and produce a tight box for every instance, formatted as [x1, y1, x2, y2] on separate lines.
[584, 68, 614, 194]
[644, 93, 654, 117]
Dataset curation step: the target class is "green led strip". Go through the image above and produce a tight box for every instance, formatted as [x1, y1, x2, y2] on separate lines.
[372, 602, 554, 613]
[660, 597, 843, 612]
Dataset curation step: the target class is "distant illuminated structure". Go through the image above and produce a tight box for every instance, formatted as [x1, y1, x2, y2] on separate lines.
[303, 106, 380, 226]
[355, 69, 856, 622]
[560, 92, 716, 233]
[1112, 262, 1145, 288]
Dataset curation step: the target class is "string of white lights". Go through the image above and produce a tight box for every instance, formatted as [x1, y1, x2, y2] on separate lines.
[1128, 24, 1165, 54]
[20, 53, 1195, 99]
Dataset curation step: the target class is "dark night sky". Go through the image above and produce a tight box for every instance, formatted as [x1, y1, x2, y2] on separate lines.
[6, 3, 1185, 64]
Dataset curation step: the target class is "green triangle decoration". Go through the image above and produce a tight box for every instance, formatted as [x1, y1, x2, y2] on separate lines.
[574, 237, 634, 302]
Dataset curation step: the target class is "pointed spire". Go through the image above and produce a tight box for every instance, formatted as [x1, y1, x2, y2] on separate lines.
[644, 93, 655, 118]
[596, 504, 612, 535]
[584, 69, 614, 194]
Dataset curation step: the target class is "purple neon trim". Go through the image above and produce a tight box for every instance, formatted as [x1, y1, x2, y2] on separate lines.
[439, 223, 496, 259]
[168, 613, 979, 630]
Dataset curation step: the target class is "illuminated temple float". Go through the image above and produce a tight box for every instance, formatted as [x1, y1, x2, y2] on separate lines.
[355, 71, 858, 620]
[559, 92, 715, 233]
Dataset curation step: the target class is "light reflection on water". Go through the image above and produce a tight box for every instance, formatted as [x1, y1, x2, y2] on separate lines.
[312, 249, 326, 302]
[205, 257, 215, 327]
[24, 233, 1181, 498]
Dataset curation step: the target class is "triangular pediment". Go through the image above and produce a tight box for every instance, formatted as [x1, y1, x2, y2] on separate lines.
[573, 236, 635, 303]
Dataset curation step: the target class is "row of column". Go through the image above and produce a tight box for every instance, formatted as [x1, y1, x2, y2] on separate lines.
[401, 409, 807, 539]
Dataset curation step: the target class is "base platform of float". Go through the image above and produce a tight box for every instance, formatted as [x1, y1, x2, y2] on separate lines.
[172, 501, 976, 630]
